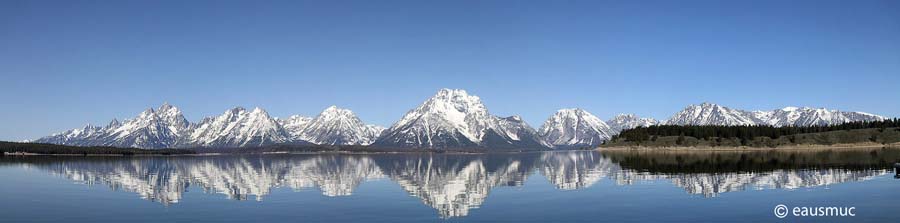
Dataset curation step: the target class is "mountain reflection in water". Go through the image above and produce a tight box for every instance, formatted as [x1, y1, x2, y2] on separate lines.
[2, 148, 898, 218]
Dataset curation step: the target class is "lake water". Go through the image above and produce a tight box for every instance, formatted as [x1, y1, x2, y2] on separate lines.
[1, 149, 899, 222]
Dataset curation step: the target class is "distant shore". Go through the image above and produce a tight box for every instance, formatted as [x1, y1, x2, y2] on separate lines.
[598, 142, 900, 151]
[1, 141, 558, 156]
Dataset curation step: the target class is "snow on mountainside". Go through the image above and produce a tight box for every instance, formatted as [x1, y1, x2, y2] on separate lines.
[34, 124, 104, 146]
[372, 89, 548, 150]
[492, 115, 551, 149]
[665, 102, 885, 127]
[34, 103, 190, 149]
[754, 106, 885, 126]
[187, 107, 292, 148]
[36, 103, 388, 149]
[279, 115, 312, 138]
[606, 114, 659, 134]
[665, 103, 758, 126]
[538, 108, 613, 148]
[31, 97, 890, 150]
[289, 106, 385, 146]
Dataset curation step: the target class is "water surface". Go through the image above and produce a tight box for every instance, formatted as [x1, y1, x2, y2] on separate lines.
[1, 149, 898, 222]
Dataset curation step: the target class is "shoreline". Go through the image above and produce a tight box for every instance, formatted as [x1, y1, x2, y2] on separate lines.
[2, 149, 565, 157]
[598, 142, 900, 151]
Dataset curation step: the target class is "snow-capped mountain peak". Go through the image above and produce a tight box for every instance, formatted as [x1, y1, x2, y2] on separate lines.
[605, 114, 659, 134]
[34, 103, 191, 149]
[377, 89, 491, 147]
[665, 103, 758, 126]
[106, 119, 122, 130]
[758, 106, 885, 126]
[186, 106, 290, 148]
[279, 115, 313, 138]
[666, 102, 886, 127]
[781, 106, 800, 112]
[538, 108, 613, 148]
[291, 106, 385, 146]
[374, 89, 547, 149]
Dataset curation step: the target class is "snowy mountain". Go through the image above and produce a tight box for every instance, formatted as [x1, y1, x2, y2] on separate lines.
[287, 106, 385, 146]
[34, 103, 191, 149]
[605, 114, 660, 134]
[31, 97, 890, 150]
[665, 103, 759, 126]
[36, 103, 391, 149]
[372, 89, 548, 150]
[665, 102, 885, 127]
[752, 106, 885, 126]
[186, 107, 293, 148]
[278, 115, 313, 138]
[538, 108, 614, 148]
[33, 124, 104, 146]
[492, 115, 551, 149]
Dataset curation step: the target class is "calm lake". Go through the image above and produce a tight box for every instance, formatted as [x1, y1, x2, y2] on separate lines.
[1, 149, 899, 222]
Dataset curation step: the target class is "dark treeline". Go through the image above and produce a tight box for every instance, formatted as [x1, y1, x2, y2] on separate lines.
[0, 141, 195, 155]
[601, 148, 900, 174]
[612, 118, 900, 143]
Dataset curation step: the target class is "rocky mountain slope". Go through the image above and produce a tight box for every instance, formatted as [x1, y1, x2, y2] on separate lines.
[537, 108, 614, 148]
[372, 89, 547, 150]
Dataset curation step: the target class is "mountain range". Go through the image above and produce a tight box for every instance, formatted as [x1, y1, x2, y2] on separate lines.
[34, 89, 887, 150]
[664, 102, 885, 126]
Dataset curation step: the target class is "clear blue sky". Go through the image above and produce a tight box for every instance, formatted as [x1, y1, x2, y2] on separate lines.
[2, 0, 898, 141]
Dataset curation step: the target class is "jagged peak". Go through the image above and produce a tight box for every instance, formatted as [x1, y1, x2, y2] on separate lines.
[435, 88, 470, 97]
[687, 102, 723, 110]
[610, 113, 659, 122]
[426, 89, 482, 106]
[552, 108, 598, 118]
[390, 88, 490, 130]
[687, 102, 738, 112]
[539, 108, 611, 147]
[556, 108, 584, 113]
[286, 114, 312, 120]
[321, 105, 354, 116]
[612, 113, 637, 119]
[504, 115, 523, 122]
[135, 107, 160, 121]
[227, 106, 247, 114]
[546, 108, 604, 123]
[158, 102, 175, 110]
[139, 107, 156, 115]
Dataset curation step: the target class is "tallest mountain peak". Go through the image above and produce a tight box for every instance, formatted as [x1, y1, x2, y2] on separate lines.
[429, 89, 481, 105]
[374, 89, 547, 150]
[322, 105, 351, 114]
[436, 88, 469, 95]
[159, 102, 174, 110]
[429, 88, 482, 104]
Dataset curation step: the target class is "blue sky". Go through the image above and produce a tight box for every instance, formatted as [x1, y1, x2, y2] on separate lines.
[1, 0, 898, 141]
